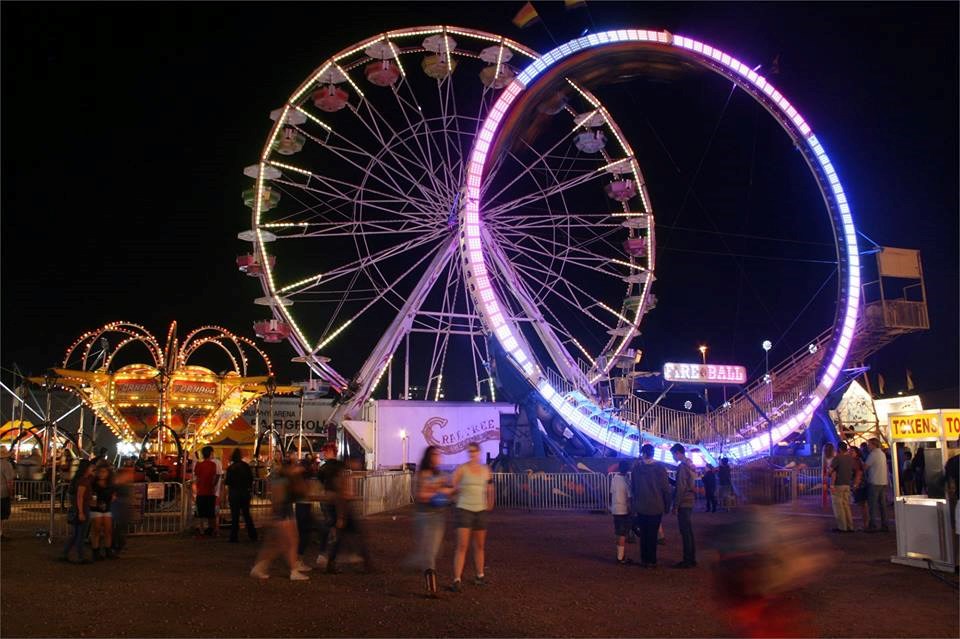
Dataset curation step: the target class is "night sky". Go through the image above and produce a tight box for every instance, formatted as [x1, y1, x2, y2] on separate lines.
[3, 2, 957, 402]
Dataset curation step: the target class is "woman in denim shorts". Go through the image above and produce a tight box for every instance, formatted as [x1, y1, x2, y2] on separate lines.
[449, 443, 493, 592]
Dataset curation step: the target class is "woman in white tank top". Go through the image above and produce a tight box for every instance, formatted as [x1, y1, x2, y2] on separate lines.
[449, 442, 494, 592]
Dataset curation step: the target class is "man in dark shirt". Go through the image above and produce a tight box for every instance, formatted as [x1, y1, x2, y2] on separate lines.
[225, 448, 257, 542]
[829, 442, 859, 532]
[315, 443, 344, 568]
[718, 458, 733, 510]
[702, 464, 718, 513]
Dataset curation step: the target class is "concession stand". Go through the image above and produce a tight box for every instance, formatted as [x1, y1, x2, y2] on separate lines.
[887, 409, 959, 573]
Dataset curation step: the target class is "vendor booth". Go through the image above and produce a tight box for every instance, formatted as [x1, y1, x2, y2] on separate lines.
[887, 409, 959, 573]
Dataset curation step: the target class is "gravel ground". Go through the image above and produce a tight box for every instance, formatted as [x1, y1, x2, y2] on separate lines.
[1, 503, 957, 638]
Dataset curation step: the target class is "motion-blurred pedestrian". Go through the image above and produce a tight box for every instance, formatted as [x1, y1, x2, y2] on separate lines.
[288, 452, 314, 574]
[702, 464, 718, 513]
[0, 447, 15, 540]
[315, 443, 344, 568]
[250, 458, 310, 581]
[407, 446, 453, 597]
[718, 457, 734, 510]
[326, 457, 373, 574]
[112, 457, 135, 553]
[848, 446, 869, 530]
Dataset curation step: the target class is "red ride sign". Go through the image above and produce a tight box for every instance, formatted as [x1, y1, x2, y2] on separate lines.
[662, 362, 747, 385]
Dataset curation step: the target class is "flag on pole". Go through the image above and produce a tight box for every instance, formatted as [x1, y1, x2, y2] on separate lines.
[770, 53, 781, 75]
[564, 0, 587, 9]
[512, 2, 540, 28]
[877, 373, 886, 396]
[906, 369, 915, 391]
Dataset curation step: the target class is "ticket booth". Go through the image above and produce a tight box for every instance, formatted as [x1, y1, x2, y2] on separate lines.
[887, 409, 959, 573]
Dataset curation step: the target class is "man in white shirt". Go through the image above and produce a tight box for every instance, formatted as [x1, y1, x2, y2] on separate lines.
[862, 438, 889, 532]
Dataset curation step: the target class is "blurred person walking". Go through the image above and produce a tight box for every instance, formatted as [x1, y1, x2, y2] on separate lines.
[671, 443, 697, 568]
[630, 444, 672, 568]
[702, 464, 718, 513]
[325, 457, 373, 574]
[59, 460, 94, 563]
[449, 442, 494, 591]
[848, 446, 870, 530]
[111, 458, 135, 553]
[863, 438, 889, 532]
[0, 447, 15, 540]
[407, 446, 453, 597]
[288, 452, 314, 573]
[315, 443, 345, 568]
[249, 458, 310, 581]
[718, 457, 733, 510]
[225, 448, 257, 543]
[89, 464, 117, 559]
[610, 460, 632, 564]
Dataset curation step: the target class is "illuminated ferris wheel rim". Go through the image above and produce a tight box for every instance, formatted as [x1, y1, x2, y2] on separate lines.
[461, 29, 860, 458]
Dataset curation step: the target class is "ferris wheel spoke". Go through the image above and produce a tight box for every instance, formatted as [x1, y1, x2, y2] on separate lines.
[265, 182, 440, 233]
[485, 167, 612, 220]
[294, 124, 442, 214]
[482, 227, 596, 392]
[349, 97, 454, 205]
[278, 228, 447, 296]
[506, 257, 616, 333]
[481, 128, 587, 207]
[496, 226, 627, 281]
[268, 149, 438, 218]
[313, 236, 457, 352]
[388, 81, 460, 201]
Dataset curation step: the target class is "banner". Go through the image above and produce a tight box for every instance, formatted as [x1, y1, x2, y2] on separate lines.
[889, 409, 960, 440]
[239, 397, 336, 436]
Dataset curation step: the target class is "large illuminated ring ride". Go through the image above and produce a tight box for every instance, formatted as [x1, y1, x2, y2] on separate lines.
[462, 30, 859, 460]
[243, 26, 652, 415]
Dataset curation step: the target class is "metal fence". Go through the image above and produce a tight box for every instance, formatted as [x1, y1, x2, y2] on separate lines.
[492, 467, 824, 512]
[493, 472, 611, 511]
[6, 480, 69, 537]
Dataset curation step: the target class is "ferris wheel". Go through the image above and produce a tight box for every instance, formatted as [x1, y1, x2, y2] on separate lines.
[239, 26, 656, 419]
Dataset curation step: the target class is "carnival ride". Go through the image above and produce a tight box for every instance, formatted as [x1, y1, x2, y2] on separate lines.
[240, 26, 928, 465]
[23, 321, 299, 477]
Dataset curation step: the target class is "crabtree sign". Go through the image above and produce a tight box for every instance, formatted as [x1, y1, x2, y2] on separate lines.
[663, 362, 747, 385]
[374, 400, 514, 468]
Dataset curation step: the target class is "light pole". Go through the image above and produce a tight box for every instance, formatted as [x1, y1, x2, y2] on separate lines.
[698, 345, 708, 413]
[399, 429, 408, 469]
[762, 340, 772, 459]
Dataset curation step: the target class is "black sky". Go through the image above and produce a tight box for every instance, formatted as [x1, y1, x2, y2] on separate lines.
[2, 2, 957, 400]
